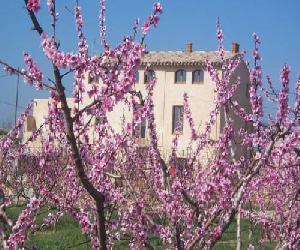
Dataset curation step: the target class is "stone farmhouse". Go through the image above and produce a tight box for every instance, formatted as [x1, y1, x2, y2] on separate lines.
[23, 43, 251, 157]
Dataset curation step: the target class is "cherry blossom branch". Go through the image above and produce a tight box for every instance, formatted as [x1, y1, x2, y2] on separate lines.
[0, 59, 55, 90]
[23, 2, 108, 248]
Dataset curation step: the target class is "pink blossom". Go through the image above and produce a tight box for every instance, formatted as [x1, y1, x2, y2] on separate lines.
[23, 52, 43, 89]
[253, 32, 261, 44]
[248, 244, 255, 250]
[152, 15, 160, 27]
[1, 1, 299, 249]
[6, 197, 40, 248]
[141, 21, 150, 35]
[3, 65, 17, 75]
[216, 19, 224, 59]
[47, 0, 55, 15]
[153, 2, 163, 13]
[27, 0, 40, 13]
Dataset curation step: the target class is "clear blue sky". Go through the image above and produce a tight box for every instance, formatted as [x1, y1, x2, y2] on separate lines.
[0, 0, 300, 125]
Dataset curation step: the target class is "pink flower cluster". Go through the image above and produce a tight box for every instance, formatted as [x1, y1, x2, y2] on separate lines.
[216, 20, 224, 60]
[47, 0, 55, 16]
[3, 65, 17, 75]
[6, 198, 40, 249]
[75, 6, 88, 55]
[141, 2, 163, 35]
[27, 0, 40, 13]
[276, 65, 290, 123]
[183, 93, 197, 140]
[99, 0, 109, 49]
[0, 102, 33, 151]
[42, 212, 63, 227]
[252, 33, 262, 61]
[2, 2, 300, 250]
[41, 32, 82, 69]
[23, 52, 43, 89]
[248, 34, 264, 127]
[294, 75, 300, 124]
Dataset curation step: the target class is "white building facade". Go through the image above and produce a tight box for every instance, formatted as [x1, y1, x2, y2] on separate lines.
[23, 43, 251, 156]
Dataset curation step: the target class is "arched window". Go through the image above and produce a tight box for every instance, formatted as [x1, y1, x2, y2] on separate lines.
[144, 69, 155, 84]
[135, 71, 139, 83]
[192, 69, 204, 83]
[175, 69, 186, 83]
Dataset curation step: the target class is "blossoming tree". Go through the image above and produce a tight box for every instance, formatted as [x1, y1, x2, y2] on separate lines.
[0, 0, 299, 249]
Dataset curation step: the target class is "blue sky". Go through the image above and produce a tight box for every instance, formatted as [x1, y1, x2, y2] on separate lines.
[0, 0, 300, 125]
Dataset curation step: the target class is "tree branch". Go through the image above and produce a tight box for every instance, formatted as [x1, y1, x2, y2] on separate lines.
[23, 3, 107, 248]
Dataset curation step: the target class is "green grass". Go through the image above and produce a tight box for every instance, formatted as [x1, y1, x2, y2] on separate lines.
[6, 204, 92, 250]
[6, 204, 276, 250]
[25, 215, 92, 250]
[214, 220, 276, 250]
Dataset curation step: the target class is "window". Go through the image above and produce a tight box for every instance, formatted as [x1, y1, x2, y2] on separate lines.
[135, 71, 139, 83]
[172, 106, 184, 133]
[26, 116, 36, 132]
[134, 104, 147, 139]
[140, 118, 147, 138]
[88, 74, 99, 84]
[175, 69, 186, 83]
[192, 70, 204, 83]
[95, 116, 106, 126]
[135, 118, 148, 146]
[144, 70, 155, 84]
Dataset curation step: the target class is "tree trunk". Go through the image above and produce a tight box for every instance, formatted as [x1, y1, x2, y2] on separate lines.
[175, 225, 184, 250]
[236, 204, 241, 250]
[96, 198, 107, 250]
[248, 203, 253, 243]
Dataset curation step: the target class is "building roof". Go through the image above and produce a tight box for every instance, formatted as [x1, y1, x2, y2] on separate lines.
[141, 51, 236, 67]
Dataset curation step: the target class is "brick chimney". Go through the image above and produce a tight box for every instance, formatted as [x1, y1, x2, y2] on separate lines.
[186, 42, 193, 53]
[231, 42, 240, 54]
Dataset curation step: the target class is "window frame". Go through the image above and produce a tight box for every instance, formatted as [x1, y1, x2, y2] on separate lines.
[172, 105, 184, 134]
[144, 69, 155, 84]
[139, 118, 147, 139]
[26, 116, 37, 132]
[175, 69, 186, 84]
[88, 74, 100, 84]
[95, 116, 106, 126]
[135, 70, 139, 84]
[192, 69, 204, 84]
